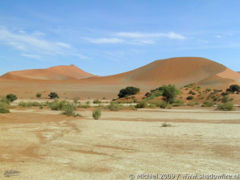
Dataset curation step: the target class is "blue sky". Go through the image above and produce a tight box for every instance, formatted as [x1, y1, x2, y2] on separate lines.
[0, 0, 240, 76]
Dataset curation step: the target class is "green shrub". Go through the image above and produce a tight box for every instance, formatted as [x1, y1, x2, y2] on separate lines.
[0, 98, 10, 107]
[0, 108, 10, 113]
[48, 100, 63, 110]
[62, 103, 77, 116]
[186, 96, 194, 100]
[48, 92, 59, 99]
[129, 105, 137, 110]
[36, 93, 42, 98]
[172, 99, 184, 107]
[18, 101, 42, 107]
[92, 109, 101, 120]
[159, 101, 168, 109]
[108, 102, 121, 111]
[221, 96, 233, 103]
[189, 90, 196, 95]
[118, 86, 140, 98]
[48, 100, 73, 111]
[135, 101, 147, 108]
[161, 122, 172, 127]
[93, 99, 101, 104]
[148, 103, 157, 108]
[202, 100, 215, 107]
[205, 88, 211, 93]
[187, 102, 199, 106]
[6, 94, 17, 102]
[221, 92, 229, 96]
[184, 83, 194, 88]
[217, 103, 234, 111]
[145, 92, 151, 97]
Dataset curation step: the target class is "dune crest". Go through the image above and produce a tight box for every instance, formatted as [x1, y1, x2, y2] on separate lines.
[1, 65, 95, 80]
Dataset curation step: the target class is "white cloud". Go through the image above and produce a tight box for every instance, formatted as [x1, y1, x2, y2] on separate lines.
[56, 42, 71, 48]
[21, 53, 41, 59]
[86, 31, 185, 45]
[216, 35, 222, 39]
[87, 38, 124, 44]
[0, 27, 86, 59]
[116, 32, 186, 40]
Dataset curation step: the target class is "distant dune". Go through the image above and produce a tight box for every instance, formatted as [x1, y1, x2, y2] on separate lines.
[1, 65, 95, 80]
[0, 57, 239, 98]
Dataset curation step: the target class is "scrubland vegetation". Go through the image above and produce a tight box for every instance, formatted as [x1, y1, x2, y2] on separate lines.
[0, 84, 239, 116]
[92, 109, 101, 120]
[0, 94, 18, 113]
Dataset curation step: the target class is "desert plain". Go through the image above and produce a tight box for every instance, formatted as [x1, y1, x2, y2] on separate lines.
[0, 103, 240, 179]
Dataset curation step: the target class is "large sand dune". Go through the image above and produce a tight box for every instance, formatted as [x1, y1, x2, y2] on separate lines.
[1, 65, 95, 80]
[0, 57, 239, 98]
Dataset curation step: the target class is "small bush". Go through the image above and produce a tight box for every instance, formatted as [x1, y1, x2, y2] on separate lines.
[221, 92, 229, 96]
[161, 122, 172, 127]
[48, 92, 59, 99]
[187, 102, 199, 106]
[0, 98, 10, 107]
[48, 100, 65, 110]
[217, 103, 234, 111]
[148, 103, 157, 108]
[159, 101, 168, 109]
[108, 102, 121, 111]
[221, 96, 233, 103]
[186, 96, 194, 100]
[0, 108, 10, 113]
[92, 109, 101, 120]
[36, 93, 42, 98]
[135, 101, 147, 108]
[145, 92, 151, 97]
[172, 99, 184, 107]
[205, 88, 211, 92]
[93, 99, 101, 104]
[6, 94, 17, 102]
[62, 103, 77, 116]
[18, 101, 42, 107]
[189, 90, 196, 95]
[202, 100, 215, 107]
[129, 105, 137, 110]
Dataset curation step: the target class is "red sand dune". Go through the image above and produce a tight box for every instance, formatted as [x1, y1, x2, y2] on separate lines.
[1, 65, 95, 80]
[0, 57, 239, 98]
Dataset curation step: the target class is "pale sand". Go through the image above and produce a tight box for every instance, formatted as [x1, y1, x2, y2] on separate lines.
[0, 109, 240, 179]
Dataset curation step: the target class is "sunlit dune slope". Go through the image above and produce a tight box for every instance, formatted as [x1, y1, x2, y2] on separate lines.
[1, 65, 95, 80]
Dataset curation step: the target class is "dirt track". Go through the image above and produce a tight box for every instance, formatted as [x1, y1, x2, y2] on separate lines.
[0, 109, 240, 179]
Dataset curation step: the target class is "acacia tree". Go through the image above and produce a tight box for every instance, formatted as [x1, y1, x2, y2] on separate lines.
[48, 92, 59, 99]
[227, 84, 240, 93]
[118, 86, 140, 98]
[161, 85, 180, 103]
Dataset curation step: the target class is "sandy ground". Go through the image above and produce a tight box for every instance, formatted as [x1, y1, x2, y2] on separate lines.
[0, 108, 240, 179]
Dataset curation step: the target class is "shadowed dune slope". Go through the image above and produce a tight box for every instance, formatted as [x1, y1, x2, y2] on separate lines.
[83, 57, 240, 87]
[1, 65, 95, 80]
